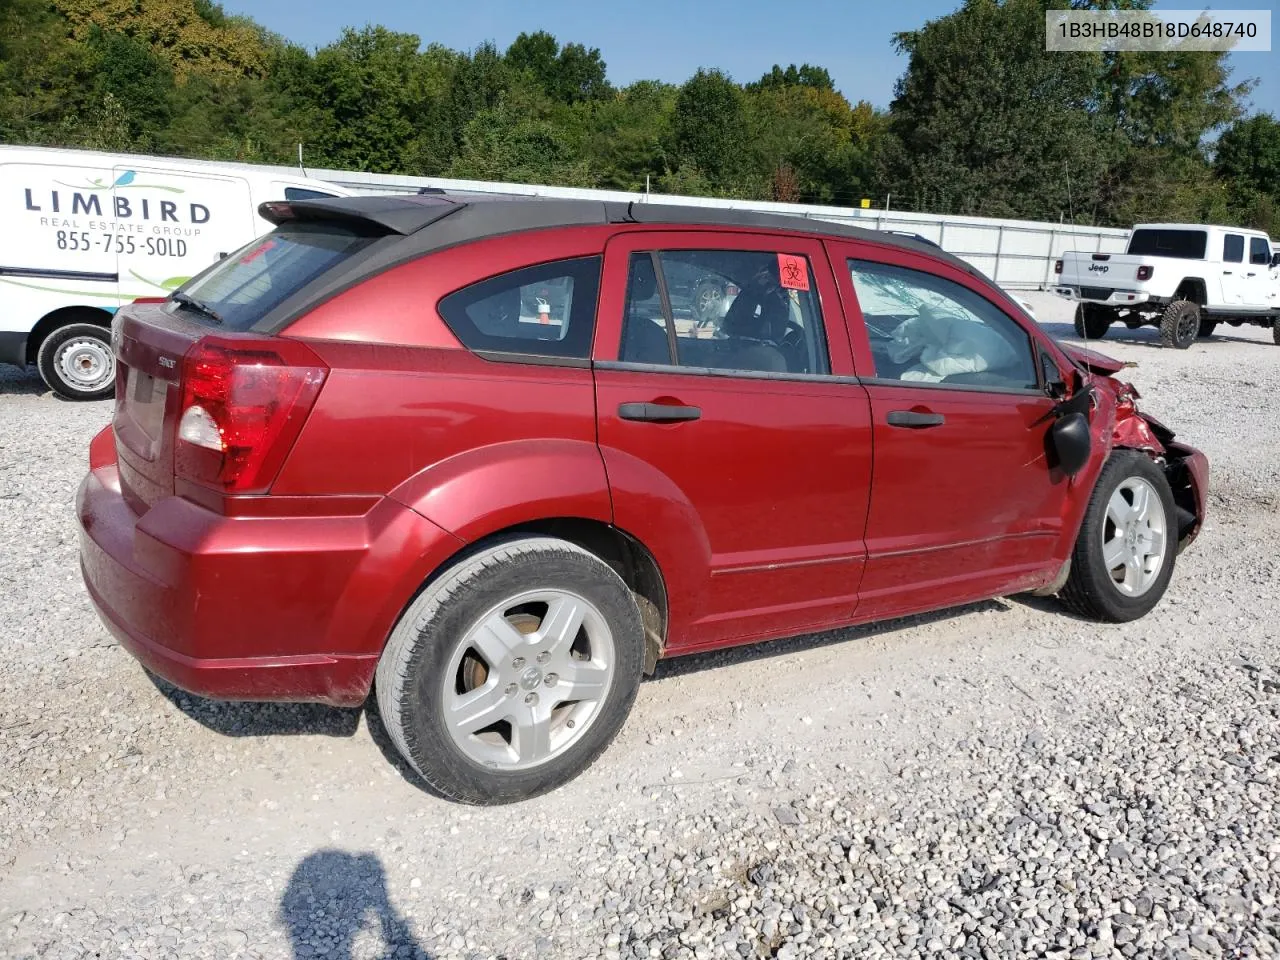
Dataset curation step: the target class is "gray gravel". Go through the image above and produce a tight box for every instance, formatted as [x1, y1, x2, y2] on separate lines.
[3, 294, 1280, 960]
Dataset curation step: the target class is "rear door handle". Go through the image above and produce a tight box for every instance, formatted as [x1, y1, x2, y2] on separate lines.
[886, 409, 945, 428]
[1223, 270, 1233, 275]
[618, 402, 701, 423]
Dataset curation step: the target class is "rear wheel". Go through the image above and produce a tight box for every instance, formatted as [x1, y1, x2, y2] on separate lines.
[36, 322, 115, 401]
[1058, 450, 1177, 623]
[1073, 303, 1113, 340]
[375, 537, 645, 804]
[1160, 300, 1199, 350]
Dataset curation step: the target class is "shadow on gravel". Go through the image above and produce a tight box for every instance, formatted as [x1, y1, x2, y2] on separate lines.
[147, 672, 363, 738]
[646, 599, 1010, 682]
[280, 850, 432, 959]
[0, 366, 48, 397]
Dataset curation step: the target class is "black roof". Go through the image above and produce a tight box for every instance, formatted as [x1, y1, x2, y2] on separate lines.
[259, 193, 980, 279]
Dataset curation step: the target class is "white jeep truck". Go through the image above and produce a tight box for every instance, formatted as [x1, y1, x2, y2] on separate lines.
[1054, 223, 1280, 349]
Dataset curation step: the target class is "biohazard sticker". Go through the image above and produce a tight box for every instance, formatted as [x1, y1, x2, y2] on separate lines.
[777, 253, 809, 291]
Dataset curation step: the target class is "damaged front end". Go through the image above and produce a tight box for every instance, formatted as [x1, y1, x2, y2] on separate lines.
[1110, 381, 1208, 553]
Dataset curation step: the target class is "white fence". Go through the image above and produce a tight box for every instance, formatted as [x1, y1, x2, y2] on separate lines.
[305, 166, 1130, 291]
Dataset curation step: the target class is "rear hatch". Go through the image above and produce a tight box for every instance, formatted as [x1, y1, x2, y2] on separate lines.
[110, 219, 384, 512]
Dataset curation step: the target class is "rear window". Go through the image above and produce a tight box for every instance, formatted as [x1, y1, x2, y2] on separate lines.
[174, 223, 376, 331]
[1127, 229, 1207, 260]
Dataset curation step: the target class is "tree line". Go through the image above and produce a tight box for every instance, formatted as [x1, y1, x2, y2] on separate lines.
[1, 0, 1277, 232]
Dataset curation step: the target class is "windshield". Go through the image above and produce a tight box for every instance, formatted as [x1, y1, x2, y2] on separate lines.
[1127, 229, 1206, 260]
[173, 222, 377, 331]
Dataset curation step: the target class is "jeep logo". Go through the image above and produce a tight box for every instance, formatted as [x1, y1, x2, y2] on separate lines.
[1088, 264, 1110, 274]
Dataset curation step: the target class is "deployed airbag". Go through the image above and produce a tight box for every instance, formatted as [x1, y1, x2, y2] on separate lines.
[886, 305, 1020, 382]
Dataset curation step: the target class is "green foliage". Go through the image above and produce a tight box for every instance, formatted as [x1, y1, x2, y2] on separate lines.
[0, 0, 1268, 228]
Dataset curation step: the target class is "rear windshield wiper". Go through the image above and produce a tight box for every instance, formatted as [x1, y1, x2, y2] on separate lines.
[170, 290, 224, 325]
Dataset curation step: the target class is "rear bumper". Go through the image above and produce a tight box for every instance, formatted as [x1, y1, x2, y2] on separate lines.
[1054, 286, 1152, 307]
[77, 464, 464, 707]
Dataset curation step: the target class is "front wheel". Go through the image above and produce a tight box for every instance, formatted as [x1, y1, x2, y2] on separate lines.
[375, 537, 645, 805]
[36, 322, 116, 400]
[1058, 451, 1177, 622]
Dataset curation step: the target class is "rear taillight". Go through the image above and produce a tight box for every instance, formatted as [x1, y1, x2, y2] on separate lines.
[174, 337, 327, 494]
[1054, 259, 1063, 274]
[1136, 265, 1153, 281]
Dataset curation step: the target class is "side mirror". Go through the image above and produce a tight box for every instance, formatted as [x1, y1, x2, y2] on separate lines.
[1040, 350, 1068, 399]
[1051, 411, 1092, 476]
[1272, 251, 1280, 267]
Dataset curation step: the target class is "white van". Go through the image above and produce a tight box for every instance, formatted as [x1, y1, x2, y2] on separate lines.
[0, 146, 350, 399]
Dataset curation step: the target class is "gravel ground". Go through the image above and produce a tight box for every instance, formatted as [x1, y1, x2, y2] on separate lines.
[2, 293, 1279, 960]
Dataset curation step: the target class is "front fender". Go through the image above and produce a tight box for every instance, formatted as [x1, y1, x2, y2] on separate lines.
[387, 438, 613, 542]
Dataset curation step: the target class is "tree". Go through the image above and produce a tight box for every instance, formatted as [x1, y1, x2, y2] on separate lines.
[1213, 113, 1280, 232]
[883, 0, 1111, 219]
[505, 31, 609, 104]
[749, 63, 834, 92]
[672, 69, 748, 188]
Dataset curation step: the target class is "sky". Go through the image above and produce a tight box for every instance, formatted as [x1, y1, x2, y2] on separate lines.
[220, 0, 1280, 118]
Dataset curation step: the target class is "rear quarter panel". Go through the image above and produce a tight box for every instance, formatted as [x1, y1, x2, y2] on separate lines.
[274, 227, 617, 537]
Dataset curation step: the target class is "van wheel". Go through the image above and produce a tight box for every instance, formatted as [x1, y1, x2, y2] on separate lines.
[1073, 303, 1112, 339]
[37, 323, 115, 400]
[375, 537, 645, 804]
[1058, 450, 1177, 623]
[1159, 301, 1199, 350]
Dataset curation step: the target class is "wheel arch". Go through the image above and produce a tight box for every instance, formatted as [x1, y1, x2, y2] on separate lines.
[26, 305, 114, 364]
[383, 516, 670, 677]
[1172, 278, 1207, 305]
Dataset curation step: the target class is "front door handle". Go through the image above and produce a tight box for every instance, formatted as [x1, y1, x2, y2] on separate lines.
[887, 409, 945, 428]
[618, 401, 701, 423]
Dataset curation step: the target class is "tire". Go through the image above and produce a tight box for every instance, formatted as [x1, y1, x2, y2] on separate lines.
[375, 537, 645, 805]
[693, 278, 725, 327]
[1058, 450, 1178, 623]
[1159, 300, 1199, 350]
[1273, 320, 1280, 346]
[36, 322, 115, 401]
[1197, 317, 1218, 339]
[1073, 303, 1112, 340]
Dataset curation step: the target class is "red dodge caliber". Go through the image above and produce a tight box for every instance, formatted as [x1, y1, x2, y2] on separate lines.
[77, 195, 1209, 803]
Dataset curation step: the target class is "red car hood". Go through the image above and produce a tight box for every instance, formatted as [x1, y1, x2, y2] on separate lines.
[1060, 342, 1127, 376]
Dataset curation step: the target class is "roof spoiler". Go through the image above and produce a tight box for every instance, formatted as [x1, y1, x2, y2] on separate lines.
[257, 195, 465, 235]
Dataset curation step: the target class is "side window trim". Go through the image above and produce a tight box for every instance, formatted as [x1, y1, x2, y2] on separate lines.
[649, 251, 680, 365]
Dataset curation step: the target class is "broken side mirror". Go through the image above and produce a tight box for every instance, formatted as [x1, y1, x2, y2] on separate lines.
[1051, 412, 1091, 476]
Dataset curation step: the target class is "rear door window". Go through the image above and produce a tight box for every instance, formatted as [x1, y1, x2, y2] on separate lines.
[619, 249, 831, 376]
[1224, 234, 1244, 263]
[437, 257, 601, 361]
[176, 222, 377, 331]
